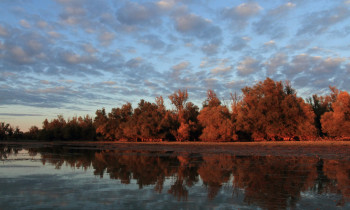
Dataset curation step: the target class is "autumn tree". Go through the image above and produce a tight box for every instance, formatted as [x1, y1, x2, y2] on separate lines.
[307, 95, 331, 136]
[94, 108, 108, 140]
[321, 90, 350, 138]
[236, 78, 316, 141]
[198, 90, 235, 142]
[169, 89, 200, 141]
[306, 86, 339, 137]
[123, 100, 164, 141]
[169, 89, 188, 114]
[100, 103, 133, 141]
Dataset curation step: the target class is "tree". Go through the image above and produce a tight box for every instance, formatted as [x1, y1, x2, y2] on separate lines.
[203, 89, 221, 108]
[124, 100, 163, 141]
[94, 108, 108, 140]
[0, 122, 11, 140]
[26, 126, 39, 140]
[169, 89, 188, 113]
[307, 95, 331, 136]
[169, 90, 200, 141]
[198, 90, 235, 142]
[236, 78, 316, 141]
[321, 90, 350, 138]
[104, 103, 133, 140]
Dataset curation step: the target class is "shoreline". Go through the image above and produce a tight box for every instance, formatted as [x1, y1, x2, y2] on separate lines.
[2, 141, 350, 160]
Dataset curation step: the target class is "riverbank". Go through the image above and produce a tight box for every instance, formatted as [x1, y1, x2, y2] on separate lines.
[1, 141, 350, 160]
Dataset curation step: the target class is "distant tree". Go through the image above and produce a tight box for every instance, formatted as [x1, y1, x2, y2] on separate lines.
[123, 99, 164, 141]
[26, 126, 40, 140]
[169, 89, 188, 113]
[105, 103, 133, 140]
[12, 127, 23, 139]
[39, 115, 96, 141]
[79, 115, 96, 140]
[321, 90, 350, 138]
[169, 90, 200, 141]
[0, 122, 11, 140]
[198, 90, 235, 142]
[236, 78, 316, 141]
[307, 94, 332, 136]
[94, 108, 108, 140]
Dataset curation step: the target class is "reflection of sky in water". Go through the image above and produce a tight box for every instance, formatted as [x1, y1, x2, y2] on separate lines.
[0, 149, 349, 209]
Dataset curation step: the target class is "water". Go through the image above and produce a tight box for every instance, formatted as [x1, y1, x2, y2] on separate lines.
[0, 144, 349, 209]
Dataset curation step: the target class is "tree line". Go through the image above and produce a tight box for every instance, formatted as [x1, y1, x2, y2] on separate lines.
[1, 77, 349, 141]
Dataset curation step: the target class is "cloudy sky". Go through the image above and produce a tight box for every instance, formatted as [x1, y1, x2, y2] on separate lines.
[1, 0, 350, 130]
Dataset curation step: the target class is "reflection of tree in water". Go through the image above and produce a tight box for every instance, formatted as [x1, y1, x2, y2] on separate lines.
[28, 147, 96, 170]
[92, 151, 201, 201]
[231, 156, 318, 210]
[0, 145, 22, 159]
[24, 147, 350, 209]
[197, 155, 233, 199]
[323, 159, 350, 206]
[93, 151, 181, 187]
[168, 153, 201, 201]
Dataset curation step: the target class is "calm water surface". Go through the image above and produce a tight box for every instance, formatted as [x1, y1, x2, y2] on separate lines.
[0, 144, 349, 209]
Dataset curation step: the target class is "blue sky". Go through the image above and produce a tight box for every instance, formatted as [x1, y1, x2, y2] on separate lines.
[1, 0, 350, 131]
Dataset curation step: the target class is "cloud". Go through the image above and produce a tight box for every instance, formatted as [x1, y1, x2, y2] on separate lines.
[36, 20, 49, 29]
[229, 36, 250, 51]
[1, 0, 350, 117]
[99, 31, 115, 46]
[59, 51, 82, 64]
[58, 1, 87, 25]
[0, 24, 9, 36]
[297, 6, 350, 36]
[8, 46, 33, 64]
[117, 1, 164, 26]
[222, 2, 262, 29]
[157, 0, 176, 10]
[47, 31, 62, 39]
[0, 113, 44, 117]
[259, 54, 349, 92]
[125, 57, 143, 68]
[236, 57, 261, 76]
[173, 12, 222, 40]
[253, 2, 296, 39]
[171, 61, 190, 71]
[264, 53, 288, 75]
[0, 87, 70, 108]
[138, 34, 166, 50]
[201, 40, 221, 55]
[211, 65, 233, 75]
[102, 81, 116, 85]
[264, 40, 276, 47]
[82, 43, 97, 54]
[19, 19, 31, 28]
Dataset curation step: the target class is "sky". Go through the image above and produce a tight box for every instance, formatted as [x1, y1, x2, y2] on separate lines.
[0, 0, 350, 131]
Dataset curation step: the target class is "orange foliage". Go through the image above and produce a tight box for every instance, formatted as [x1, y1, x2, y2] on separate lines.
[321, 91, 350, 138]
[236, 78, 316, 141]
[198, 90, 236, 142]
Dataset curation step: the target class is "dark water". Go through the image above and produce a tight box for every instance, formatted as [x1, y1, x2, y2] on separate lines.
[0, 144, 349, 209]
